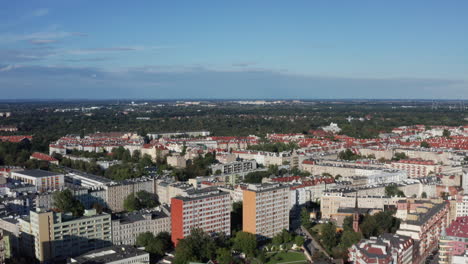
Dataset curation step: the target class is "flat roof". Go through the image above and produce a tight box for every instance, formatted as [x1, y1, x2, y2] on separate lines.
[70, 245, 148, 263]
[13, 169, 61, 178]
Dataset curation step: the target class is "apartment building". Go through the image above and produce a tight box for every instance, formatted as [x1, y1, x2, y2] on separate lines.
[104, 177, 156, 212]
[232, 150, 292, 166]
[211, 159, 257, 175]
[439, 216, 468, 264]
[321, 193, 402, 219]
[156, 180, 194, 205]
[396, 199, 449, 264]
[243, 183, 290, 239]
[388, 159, 442, 178]
[348, 233, 413, 264]
[112, 207, 171, 245]
[171, 188, 231, 245]
[10, 170, 64, 192]
[167, 155, 187, 169]
[455, 194, 468, 217]
[20, 209, 112, 262]
[64, 171, 112, 188]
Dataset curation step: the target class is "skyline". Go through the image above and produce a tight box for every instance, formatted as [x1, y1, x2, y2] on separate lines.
[1, 1, 467, 99]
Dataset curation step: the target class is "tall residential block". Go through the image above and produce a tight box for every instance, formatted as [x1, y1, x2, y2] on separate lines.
[243, 183, 290, 239]
[20, 209, 112, 262]
[171, 188, 231, 245]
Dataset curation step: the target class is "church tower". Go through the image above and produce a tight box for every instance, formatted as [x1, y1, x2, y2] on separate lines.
[353, 192, 360, 232]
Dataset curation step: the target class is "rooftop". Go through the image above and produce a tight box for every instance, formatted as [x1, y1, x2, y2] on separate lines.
[69, 245, 149, 263]
[13, 169, 61, 178]
[445, 216, 468, 238]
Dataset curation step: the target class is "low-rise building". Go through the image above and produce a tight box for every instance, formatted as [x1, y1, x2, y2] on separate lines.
[321, 193, 402, 220]
[348, 233, 413, 264]
[211, 160, 257, 175]
[167, 155, 187, 169]
[68, 245, 150, 264]
[10, 170, 64, 192]
[30, 152, 59, 165]
[388, 159, 442, 178]
[112, 207, 171, 245]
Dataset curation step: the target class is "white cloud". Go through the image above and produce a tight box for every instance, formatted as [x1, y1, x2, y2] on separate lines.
[29, 39, 58, 45]
[0, 65, 22, 72]
[32, 8, 49, 17]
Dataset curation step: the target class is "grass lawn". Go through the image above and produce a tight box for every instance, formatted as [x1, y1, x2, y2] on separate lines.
[311, 223, 324, 233]
[265, 251, 308, 264]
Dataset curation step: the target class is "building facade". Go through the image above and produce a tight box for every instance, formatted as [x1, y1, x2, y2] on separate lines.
[243, 183, 290, 239]
[396, 199, 449, 264]
[171, 188, 231, 245]
[388, 159, 442, 178]
[439, 216, 468, 264]
[211, 160, 257, 175]
[10, 170, 64, 192]
[112, 208, 171, 245]
[21, 209, 112, 262]
[348, 233, 413, 264]
[69, 245, 150, 264]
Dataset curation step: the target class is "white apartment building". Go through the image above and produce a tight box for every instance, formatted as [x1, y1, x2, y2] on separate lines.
[112, 208, 171, 245]
[10, 170, 64, 192]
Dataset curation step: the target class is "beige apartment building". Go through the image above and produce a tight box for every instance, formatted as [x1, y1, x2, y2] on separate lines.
[243, 183, 290, 239]
[20, 209, 112, 262]
[321, 193, 402, 219]
[104, 177, 156, 212]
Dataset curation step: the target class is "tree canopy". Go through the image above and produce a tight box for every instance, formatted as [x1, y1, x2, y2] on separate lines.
[52, 189, 85, 217]
[123, 191, 159, 212]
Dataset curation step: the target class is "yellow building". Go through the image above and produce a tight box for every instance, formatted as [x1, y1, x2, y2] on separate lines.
[243, 183, 290, 239]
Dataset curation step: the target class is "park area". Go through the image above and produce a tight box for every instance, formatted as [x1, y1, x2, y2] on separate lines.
[265, 251, 308, 264]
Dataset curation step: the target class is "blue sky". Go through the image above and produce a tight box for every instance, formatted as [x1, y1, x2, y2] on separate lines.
[1, 1, 467, 99]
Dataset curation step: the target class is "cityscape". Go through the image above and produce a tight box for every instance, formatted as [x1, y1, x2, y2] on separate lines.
[1, 1, 468, 264]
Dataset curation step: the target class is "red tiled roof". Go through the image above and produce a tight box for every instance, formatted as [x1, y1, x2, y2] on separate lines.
[31, 152, 58, 162]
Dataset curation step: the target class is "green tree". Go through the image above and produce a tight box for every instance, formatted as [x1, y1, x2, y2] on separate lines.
[360, 215, 379, 238]
[136, 190, 159, 208]
[294, 236, 305, 247]
[420, 141, 431, 148]
[421, 192, 427, 198]
[443, 129, 451, 138]
[136, 231, 173, 258]
[342, 215, 353, 231]
[174, 229, 217, 264]
[392, 152, 408, 161]
[338, 149, 362, 161]
[216, 248, 234, 264]
[339, 230, 361, 249]
[123, 193, 142, 212]
[233, 231, 257, 258]
[52, 189, 85, 217]
[244, 171, 270, 184]
[300, 207, 311, 228]
[136, 232, 154, 247]
[320, 222, 338, 252]
[385, 185, 405, 197]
